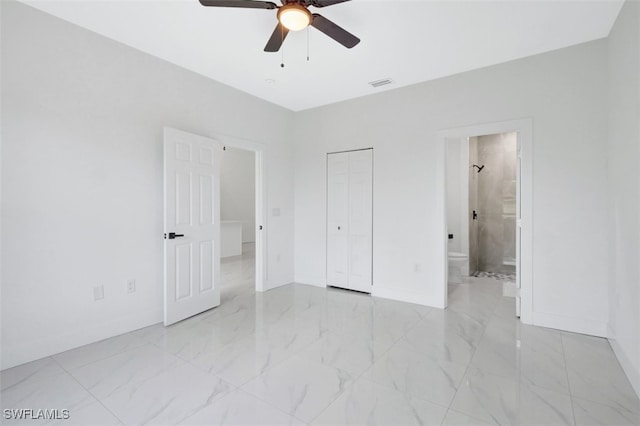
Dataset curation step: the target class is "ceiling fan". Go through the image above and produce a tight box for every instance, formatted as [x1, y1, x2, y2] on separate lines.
[199, 0, 360, 52]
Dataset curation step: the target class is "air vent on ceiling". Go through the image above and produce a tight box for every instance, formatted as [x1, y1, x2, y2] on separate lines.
[368, 78, 393, 88]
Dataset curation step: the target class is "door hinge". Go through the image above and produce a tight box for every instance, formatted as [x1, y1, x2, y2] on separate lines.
[259, 225, 263, 230]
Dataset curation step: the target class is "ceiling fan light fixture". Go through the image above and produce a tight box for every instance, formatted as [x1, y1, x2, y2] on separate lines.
[277, 4, 311, 31]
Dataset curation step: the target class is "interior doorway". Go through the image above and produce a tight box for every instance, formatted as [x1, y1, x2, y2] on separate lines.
[446, 133, 519, 314]
[220, 146, 259, 300]
[437, 119, 533, 324]
[217, 139, 266, 296]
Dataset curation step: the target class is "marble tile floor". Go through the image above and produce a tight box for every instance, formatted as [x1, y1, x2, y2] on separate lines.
[2, 266, 639, 425]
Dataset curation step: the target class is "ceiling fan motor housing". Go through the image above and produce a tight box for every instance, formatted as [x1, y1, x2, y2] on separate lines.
[277, 3, 312, 31]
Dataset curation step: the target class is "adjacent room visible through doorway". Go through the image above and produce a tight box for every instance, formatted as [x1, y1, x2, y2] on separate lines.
[438, 119, 533, 322]
[446, 132, 519, 320]
[220, 146, 258, 301]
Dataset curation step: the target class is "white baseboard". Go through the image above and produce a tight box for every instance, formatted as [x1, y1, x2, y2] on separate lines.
[532, 311, 608, 337]
[293, 274, 327, 288]
[294, 280, 326, 289]
[1, 309, 161, 371]
[372, 287, 433, 307]
[609, 338, 640, 399]
[263, 278, 296, 292]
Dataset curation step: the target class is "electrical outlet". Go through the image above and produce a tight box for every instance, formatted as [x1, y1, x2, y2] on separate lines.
[127, 279, 136, 294]
[94, 285, 104, 301]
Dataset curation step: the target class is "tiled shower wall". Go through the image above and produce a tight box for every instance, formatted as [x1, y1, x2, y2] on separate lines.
[470, 133, 517, 274]
[468, 137, 479, 273]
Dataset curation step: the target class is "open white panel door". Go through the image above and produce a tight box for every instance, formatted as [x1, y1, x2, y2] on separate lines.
[164, 127, 222, 326]
[516, 136, 522, 318]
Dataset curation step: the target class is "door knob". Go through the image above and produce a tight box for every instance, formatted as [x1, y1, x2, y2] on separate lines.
[338, 226, 341, 230]
[164, 232, 185, 239]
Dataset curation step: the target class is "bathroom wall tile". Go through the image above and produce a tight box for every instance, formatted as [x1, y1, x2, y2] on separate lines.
[477, 214, 504, 272]
[469, 137, 478, 273]
[472, 132, 518, 275]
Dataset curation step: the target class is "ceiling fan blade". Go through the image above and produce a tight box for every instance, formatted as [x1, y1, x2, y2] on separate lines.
[264, 23, 289, 52]
[306, 0, 351, 8]
[199, 0, 278, 10]
[311, 14, 360, 48]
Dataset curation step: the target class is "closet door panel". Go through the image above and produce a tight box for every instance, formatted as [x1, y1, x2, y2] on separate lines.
[327, 153, 349, 288]
[347, 150, 373, 292]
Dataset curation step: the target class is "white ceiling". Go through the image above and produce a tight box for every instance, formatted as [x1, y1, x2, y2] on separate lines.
[21, 0, 624, 111]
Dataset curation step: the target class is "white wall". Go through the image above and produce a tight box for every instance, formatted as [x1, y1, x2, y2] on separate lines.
[607, 0, 640, 397]
[0, 1, 294, 370]
[221, 147, 255, 243]
[294, 40, 610, 335]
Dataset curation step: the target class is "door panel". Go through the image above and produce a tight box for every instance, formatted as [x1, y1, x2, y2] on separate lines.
[199, 241, 214, 292]
[327, 154, 349, 287]
[327, 149, 373, 293]
[175, 243, 192, 300]
[164, 128, 221, 326]
[199, 175, 214, 225]
[347, 150, 373, 292]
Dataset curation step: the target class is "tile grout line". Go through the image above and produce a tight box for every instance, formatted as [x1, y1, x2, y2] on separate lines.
[50, 355, 127, 426]
[439, 290, 495, 425]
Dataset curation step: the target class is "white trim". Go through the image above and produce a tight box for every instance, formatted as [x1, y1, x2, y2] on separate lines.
[296, 279, 328, 289]
[437, 118, 533, 322]
[533, 311, 607, 337]
[372, 287, 430, 306]
[1, 309, 161, 370]
[609, 338, 640, 399]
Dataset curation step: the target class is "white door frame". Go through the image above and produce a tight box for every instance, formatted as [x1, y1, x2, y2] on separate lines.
[437, 119, 533, 324]
[217, 134, 267, 292]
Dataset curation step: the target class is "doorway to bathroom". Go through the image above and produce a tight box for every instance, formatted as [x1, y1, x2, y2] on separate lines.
[438, 119, 533, 323]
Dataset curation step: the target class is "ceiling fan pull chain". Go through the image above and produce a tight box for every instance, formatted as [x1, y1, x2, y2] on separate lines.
[307, 26, 310, 62]
[281, 24, 285, 68]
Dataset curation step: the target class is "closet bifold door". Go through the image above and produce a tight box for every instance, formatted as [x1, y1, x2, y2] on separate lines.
[327, 152, 349, 288]
[327, 149, 373, 293]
